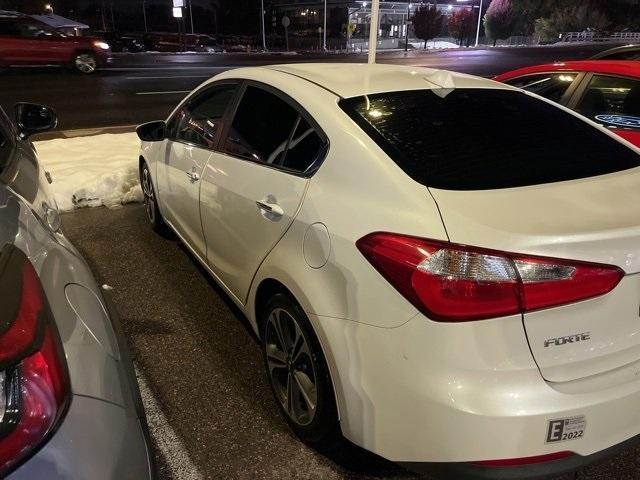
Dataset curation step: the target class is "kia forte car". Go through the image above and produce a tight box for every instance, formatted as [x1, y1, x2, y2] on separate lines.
[495, 60, 640, 146]
[137, 63, 640, 479]
[0, 104, 153, 478]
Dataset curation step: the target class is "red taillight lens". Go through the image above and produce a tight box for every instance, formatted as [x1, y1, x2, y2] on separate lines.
[357, 233, 624, 322]
[0, 246, 70, 475]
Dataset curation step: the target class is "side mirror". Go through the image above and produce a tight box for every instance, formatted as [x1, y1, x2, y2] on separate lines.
[15, 103, 57, 139]
[136, 120, 166, 142]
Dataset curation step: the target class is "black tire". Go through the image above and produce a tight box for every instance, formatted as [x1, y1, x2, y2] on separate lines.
[140, 162, 169, 234]
[261, 292, 340, 446]
[72, 52, 98, 74]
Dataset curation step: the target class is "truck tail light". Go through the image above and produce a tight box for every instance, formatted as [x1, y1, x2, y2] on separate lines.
[0, 245, 70, 475]
[356, 233, 624, 322]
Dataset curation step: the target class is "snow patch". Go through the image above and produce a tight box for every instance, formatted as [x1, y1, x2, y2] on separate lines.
[34, 132, 142, 211]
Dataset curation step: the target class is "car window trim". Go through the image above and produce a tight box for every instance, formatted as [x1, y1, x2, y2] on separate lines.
[167, 80, 241, 151]
[566, 72, 640, 110]
[217, 79, 329, 178]
[505, 71, 584, 106]
[567, 72, 640, 131]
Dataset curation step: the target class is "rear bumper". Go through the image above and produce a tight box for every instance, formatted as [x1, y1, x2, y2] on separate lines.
[8, 395, 154, 480]
[313, 312, 640, 470]
[402, 433, 640, 479]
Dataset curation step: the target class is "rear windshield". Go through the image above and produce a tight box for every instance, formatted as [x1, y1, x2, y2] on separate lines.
[339, 88, 640, 190]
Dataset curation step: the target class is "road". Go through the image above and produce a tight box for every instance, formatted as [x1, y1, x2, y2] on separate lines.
[62, 203, 640, 480]
[0, 43, 620, 131]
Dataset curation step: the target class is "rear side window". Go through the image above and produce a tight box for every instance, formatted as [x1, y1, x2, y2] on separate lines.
[224, 86, 326, 174]
[575, 75, 640, 130]
[340, 88, 640, 190]
[224, 86, 298, 163]
[504, 72, 577, 102]
[0, 20, 20, 36]
[280, 117, 325, 172]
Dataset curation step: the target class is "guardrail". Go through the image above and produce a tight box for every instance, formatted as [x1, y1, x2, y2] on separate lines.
[560, 31, 640, 42]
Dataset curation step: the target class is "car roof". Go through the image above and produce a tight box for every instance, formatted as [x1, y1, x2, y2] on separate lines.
[591, 44, 640, 59]
[216, 63, 509, 99]
[494, 60, 640, 81]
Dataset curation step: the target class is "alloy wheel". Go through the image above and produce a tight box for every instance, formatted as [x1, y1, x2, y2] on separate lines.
[141, 167, 156, 224]
[265, 307, 318, 426]
[75, 54, 97, 74]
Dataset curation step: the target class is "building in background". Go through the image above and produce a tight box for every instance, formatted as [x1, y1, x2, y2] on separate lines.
[270, 0, 475, 50]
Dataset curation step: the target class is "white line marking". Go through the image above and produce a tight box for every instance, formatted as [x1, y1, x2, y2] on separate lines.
[136, 90, 191, 95]
[136, 366, 204, 480]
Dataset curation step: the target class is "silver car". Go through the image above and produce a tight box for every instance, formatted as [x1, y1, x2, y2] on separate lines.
[0, 104, 154, 479]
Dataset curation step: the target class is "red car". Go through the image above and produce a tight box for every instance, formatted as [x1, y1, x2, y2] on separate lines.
[0, 15, 111, 74]
[495, 60, 640, 147]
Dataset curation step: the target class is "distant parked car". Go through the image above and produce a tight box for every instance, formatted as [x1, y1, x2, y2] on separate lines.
[495, 60, 640, 147]
[0, 15, 111, 73]
[0, 103, 154, 478]
[591, 44, 640, 60]
[96, 31, 145, 53]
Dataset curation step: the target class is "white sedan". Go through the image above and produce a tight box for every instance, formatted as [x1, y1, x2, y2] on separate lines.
[137, 63, 640, 478]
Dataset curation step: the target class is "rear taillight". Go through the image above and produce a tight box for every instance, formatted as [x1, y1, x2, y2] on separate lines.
[0, 245, 70, 475]
[357, 233, 624, 322]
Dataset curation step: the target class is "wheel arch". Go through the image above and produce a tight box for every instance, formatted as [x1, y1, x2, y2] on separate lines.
[251, 275, 343, 423]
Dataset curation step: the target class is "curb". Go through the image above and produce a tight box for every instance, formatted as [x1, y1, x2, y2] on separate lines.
[34, 124, 138, 140]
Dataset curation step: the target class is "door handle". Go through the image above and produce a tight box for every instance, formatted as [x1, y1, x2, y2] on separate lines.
[185, 168, 200, 182]
[256, 199, 284, 219]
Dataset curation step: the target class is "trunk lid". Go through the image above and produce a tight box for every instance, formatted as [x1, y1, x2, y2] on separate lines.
[430, 168, 640, 382]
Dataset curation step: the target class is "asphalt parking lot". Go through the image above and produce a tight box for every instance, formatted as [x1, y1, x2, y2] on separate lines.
[62, 204, 639, 480]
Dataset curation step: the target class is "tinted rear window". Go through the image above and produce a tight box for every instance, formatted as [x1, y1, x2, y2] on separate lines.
[339, 89, 640, 190]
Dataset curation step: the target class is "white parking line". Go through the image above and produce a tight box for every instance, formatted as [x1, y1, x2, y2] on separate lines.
[136, 90, 191, 95]
[135, 367, 204, 480]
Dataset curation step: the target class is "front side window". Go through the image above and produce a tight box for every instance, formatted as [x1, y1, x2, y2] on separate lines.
[505, 72, 577, 102]
[575, 75, 640, 130]
[340, 88, 640, 191]
[173, 84, 237, 148]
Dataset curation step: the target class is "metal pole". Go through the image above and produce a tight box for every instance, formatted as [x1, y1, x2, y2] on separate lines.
[404, 3, 410, 52]
[100, 0, 107, 30]
[323, 0, 327, 50]
[110, 2, 116, 31]
[474, 0, 483, 46]
[189, 0, 194, 33]
[142, 0, 148, 32]
[367, 0, 379, 63]
[260, 0, 266, 50]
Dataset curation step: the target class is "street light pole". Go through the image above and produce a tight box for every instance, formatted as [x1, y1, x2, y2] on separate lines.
[367, 0, 380, 63]
[189, 0, 194, 33]
[323, 0, 327, 50]
[404, 2, 411, 52]
[100, 0, 107, 30]
[260, 0, 266, 50]
[474, 0, 483, 47]
[142, 0, 148, 32]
